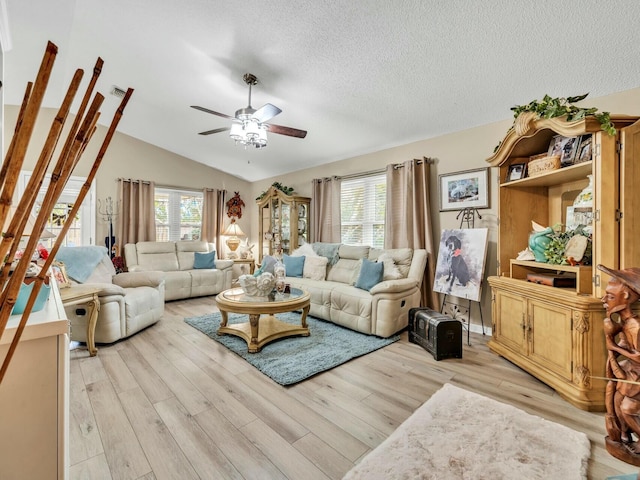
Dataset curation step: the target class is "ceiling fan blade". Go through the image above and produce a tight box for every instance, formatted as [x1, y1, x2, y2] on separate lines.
[191, 105, 234, 120]
[252, 103, 282, 123]
[265, 123, 307, 138]
[198, 127, 230, 135]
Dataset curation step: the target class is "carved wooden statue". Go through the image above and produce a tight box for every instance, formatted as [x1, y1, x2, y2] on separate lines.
[598, 264, 640, 466]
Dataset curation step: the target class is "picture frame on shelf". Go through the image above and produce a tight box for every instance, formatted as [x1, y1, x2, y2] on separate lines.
[51, 261, 71, 288]
[438, 167, 489, 212]
[506, 163, 527, 182]
[575, 135, 592, 164]
[548, 135, 580, 166]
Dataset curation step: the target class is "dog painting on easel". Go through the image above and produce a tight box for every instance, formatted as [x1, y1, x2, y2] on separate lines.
[444, 234, 471, 292]
[433, 228, 488, 302]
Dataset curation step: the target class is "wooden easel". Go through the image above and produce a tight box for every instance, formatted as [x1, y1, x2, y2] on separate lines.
[440, 207, 486, 345]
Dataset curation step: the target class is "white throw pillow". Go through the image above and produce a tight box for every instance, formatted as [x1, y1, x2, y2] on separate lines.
[291, 242, 318, 257]
[377, 253, 403, 280]
[303, 256, 329, 281]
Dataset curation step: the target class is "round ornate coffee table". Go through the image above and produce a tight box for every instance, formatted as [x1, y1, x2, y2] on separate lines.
[215, 287, 311, 353]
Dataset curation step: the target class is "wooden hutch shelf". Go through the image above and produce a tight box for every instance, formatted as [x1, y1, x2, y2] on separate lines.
[486, 113, 640, 411]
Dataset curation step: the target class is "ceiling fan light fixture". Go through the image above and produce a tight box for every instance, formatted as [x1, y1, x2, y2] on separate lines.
[229, 119, 268, 148]
[229, 121, 244, 141]
[193, 72, 306, 147]
[244, 120, 260, 140]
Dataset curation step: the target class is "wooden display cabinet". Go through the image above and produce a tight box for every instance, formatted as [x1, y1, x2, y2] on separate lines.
[257, 186, 311, 262]
[485, 113, 640, 411]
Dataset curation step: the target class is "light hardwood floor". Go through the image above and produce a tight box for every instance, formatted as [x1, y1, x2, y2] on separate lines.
[69, 296, 635, 479]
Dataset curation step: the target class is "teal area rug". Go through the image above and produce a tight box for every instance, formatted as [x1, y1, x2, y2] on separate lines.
[184, 311, 399, 385]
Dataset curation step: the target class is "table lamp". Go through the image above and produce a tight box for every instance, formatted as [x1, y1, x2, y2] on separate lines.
[222, 218, 245, 258]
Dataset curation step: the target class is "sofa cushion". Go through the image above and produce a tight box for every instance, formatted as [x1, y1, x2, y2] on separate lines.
[355, 258, 384, 291]
[177, 240, 212, 270]
[369, 247, 413, 278]
[283, 254, 305, 277]
[291, 243, 319, 257]
[327, 258, 361, 285]
[303, 256, 328, 281]
[338, 244, 370, 260]
[194, 251, 216, 269]
[136, 241, 180, 271]
[377, 253, 403, 280]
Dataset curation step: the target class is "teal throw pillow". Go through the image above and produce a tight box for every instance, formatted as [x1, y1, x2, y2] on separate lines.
[283, 254, 305, 277]
[193, 251, 216, 269]
[355, 258, 384, 291]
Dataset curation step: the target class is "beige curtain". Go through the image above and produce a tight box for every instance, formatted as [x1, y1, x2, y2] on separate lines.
[201, 188, 226, 253]
[117, 178, 156, 247]
[311, 177, 341, 243]
[385, 158, 438, 309]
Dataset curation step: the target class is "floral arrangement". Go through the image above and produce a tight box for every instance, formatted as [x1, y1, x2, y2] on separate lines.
[112, 256, 125, 274]
[256, 182, 295, 201]
[15, 243, 49, 262]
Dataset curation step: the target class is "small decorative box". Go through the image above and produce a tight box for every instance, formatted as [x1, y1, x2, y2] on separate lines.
[528, 154, 561, 177]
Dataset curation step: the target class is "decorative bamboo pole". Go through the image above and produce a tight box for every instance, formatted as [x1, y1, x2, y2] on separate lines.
[0, 41, 58, 229]
[0, 87, 134, 384]
[0, 82, 33, 189]
[0, 69, 85, 286]
[0, 94, 103, 382]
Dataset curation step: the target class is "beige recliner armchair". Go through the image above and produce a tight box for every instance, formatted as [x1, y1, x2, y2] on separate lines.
[56, 246, 165, 344]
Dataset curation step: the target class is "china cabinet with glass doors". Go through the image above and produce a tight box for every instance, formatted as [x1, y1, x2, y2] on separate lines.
[257, 186, 311, 262]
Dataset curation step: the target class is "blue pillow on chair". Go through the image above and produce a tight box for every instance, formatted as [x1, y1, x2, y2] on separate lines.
[193, 251, 216, 269]
[355, 258, 384, 291]
[283, 254, 305, 277]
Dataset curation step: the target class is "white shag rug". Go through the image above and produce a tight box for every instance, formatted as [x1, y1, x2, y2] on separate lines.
[343, 383, 590, 480]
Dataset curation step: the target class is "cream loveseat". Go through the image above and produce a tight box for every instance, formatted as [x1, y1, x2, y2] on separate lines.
[282, 243, 427, 338]
[56, 246, 165, 344]
[124, 241, 233, 301]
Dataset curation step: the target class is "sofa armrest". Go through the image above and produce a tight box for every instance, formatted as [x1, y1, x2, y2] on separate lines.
[113, 271, 165, 289]
[215, 259, 234, 270]
[369, 278, 418, 295]
[81, 282, 127, 297]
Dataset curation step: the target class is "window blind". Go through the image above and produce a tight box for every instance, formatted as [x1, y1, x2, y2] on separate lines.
[340, 173, 386, 248]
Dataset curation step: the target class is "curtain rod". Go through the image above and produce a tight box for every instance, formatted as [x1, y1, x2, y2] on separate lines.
[336, 157, 435, 180]
[118, 178, 226, 194]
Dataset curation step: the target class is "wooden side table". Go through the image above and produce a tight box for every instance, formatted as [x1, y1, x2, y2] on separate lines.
[60, 285, 101, 356]
[233, 258, 256, 275]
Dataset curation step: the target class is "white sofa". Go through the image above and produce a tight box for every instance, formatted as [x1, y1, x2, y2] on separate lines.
[284, 244, 427, 338]
[124, 241, 233, 301]
[57, 246, 165, 344]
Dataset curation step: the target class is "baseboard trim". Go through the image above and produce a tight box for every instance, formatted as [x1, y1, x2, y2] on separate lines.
[468, 323, 492, 336]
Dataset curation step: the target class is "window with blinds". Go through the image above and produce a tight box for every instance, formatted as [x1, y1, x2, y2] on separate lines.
[154, 188, 203, 241]
[340, 174, 386, 248]
[19, 171, 95, 247]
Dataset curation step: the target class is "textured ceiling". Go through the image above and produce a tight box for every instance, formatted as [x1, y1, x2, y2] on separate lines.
[3, 0, 640, 181]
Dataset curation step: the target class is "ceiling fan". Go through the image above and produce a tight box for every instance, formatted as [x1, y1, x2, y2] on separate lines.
[191, 73, 307, 149]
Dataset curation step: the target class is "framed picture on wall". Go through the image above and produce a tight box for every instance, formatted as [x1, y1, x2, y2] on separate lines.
[438, 167, 490, 212]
